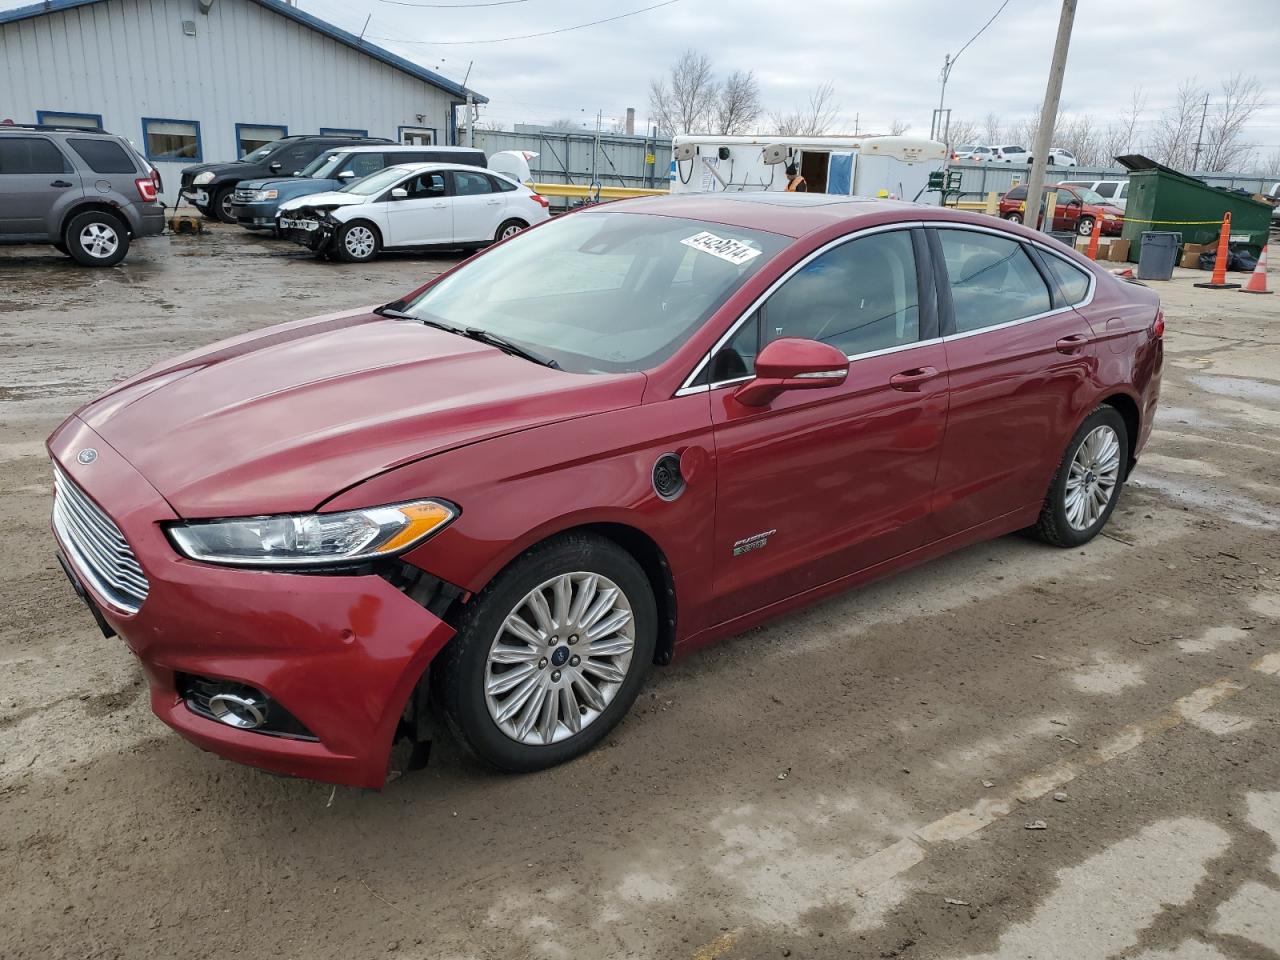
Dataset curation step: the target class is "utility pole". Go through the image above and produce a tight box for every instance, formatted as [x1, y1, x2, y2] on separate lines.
[1192, 92, 1209, 170]
[1021, 0, 1077, 232]
[932, 53, 952, 142]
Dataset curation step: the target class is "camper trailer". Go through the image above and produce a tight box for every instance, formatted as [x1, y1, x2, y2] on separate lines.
[668, 134, 946, 202]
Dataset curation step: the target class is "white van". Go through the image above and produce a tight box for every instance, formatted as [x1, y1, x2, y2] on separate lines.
[1062, 179, 1129, 212]
[668, 134, 946, 203]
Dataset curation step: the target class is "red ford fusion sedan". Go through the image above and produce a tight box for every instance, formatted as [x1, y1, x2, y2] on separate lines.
[48, 194, 1162, 787]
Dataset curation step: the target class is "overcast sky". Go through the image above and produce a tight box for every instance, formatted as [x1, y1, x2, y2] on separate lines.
[8, 0, 1279, 161]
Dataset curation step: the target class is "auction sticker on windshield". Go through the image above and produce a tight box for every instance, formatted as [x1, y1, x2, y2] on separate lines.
[680, 231, 762, 266]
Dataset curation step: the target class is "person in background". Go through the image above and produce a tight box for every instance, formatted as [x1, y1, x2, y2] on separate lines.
[785, 162, 807, 192]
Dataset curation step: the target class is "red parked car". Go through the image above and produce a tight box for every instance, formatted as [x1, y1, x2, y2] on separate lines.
[1000, 183, 1125, 237]
[48, 194, 1163, 787]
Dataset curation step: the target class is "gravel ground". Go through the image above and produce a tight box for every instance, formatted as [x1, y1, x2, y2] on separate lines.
[2, 225, 1279, 960]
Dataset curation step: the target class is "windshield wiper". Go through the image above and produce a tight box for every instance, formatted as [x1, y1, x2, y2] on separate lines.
[372, 305, 420, 320]
[462, 327, 560, 370]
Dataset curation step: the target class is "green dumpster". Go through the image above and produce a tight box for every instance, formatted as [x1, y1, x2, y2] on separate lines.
[1117, 155, 1272, 261]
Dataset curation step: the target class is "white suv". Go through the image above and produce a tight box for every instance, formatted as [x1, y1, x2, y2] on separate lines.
[277, 163, 550, 262]
[1062, 179, 1129, 211]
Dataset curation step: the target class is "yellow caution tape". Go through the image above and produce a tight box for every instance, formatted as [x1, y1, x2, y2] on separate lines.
[1118, 217, 1231, 225]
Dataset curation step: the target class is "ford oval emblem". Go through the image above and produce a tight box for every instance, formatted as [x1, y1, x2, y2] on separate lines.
[77, 448, 98, 465]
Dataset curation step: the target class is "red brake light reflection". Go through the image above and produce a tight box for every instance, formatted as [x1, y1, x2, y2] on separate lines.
[1152, 310, 1165, 339]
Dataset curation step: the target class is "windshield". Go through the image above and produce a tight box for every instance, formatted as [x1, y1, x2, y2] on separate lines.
[242, 138, 290, 163]
[302, 151, 345, 178]
[341, 166, 412, 196]
[400, 211, 789, 374]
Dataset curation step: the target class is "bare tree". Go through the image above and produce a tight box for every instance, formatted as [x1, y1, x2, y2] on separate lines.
[1261, 149, 1280, 179]
[1117, 86, 1146, 155]
[1149, 79, 1203, 171]
[1201, 74, 1266, 171]
[888, 118, 911, 136]
[981, 112, 1003, 146]
[546, 117, 580, 132]
[1055, 114, 1101, 166]
[648, 49, 719, 136]
[715, 70, 762, 136]
[770, 82, 841, 137]
[945, 119, 980, 151]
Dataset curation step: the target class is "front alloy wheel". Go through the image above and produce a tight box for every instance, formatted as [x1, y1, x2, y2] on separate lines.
[335, 222, 379, 262]
[434, 533, 656, 771]
[484, 572, 635, 745]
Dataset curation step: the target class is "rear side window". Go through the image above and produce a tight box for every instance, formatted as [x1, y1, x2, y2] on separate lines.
[68, 137, 137, 174]
[1094, 182, 1117, 198]
[0, 136, 71, 174]
[1005, 185, 1027, 200]
[1042, 254, 1091, 305]
[490, 175, 517, 192]
[937, 229, 1052, 334]
[452, 170, 493, 196]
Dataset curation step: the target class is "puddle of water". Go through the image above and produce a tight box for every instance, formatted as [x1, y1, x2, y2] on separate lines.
[1189, 374, 1280, 404]
[1131, 476, 1280, 530]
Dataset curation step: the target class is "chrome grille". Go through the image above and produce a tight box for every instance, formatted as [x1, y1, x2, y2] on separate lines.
[52, 466, 149, 614]
[232, 187, 256, 204]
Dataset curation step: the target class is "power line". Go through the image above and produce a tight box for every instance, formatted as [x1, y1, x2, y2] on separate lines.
[952, 0, 1016, 66]
[367, 0, 681, 45]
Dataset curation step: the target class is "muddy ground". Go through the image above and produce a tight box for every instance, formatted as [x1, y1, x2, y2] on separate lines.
[2, 226, 1279, 960]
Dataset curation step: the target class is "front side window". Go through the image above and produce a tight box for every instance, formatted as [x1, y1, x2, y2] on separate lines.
[401, 211, 788, 374]
[937, 229, 1051, 334]
[0, 136, 71, 174]
[142, 118, 200, 160]
[403, 172, 446, 198]
[1042, 253, 1091, 305]
[452, 170, 493, 196]
[68, 137, 138, 174]
[342, 152, 386, 178]
[275, 141, 326, 174]
[237, 124, 287, 158]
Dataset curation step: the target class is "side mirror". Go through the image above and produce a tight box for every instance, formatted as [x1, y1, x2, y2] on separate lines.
[733, 338, 848, 408]
[269, 161, 282, 172]
[337, 170, 356, 180]
[390, 187, 409, 200]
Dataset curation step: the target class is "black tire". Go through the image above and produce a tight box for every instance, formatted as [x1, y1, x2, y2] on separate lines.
[1032, 405, 1129, 548]
[1077, 216, 1096, 237]
[1047, 156, 1056, 165]
[63, 210, 130, 267]
[494, 218, 528, 243]
[1004, 212, 1022, 224]
[212, 187, 237, 224]
[432, 532, 657, 772]
[333, 220, 380, 263]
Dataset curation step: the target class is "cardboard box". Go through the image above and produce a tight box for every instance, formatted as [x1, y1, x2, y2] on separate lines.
[1104, 238, 1131, 262]
[1179, 242, 1209, 269]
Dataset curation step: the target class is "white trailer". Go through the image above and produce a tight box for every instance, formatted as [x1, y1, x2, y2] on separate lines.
[668, 134, 946, 202]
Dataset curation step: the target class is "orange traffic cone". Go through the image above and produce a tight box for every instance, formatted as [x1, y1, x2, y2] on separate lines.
[1239, 244, 1272, 294]
[1194, 212, 1241, 289]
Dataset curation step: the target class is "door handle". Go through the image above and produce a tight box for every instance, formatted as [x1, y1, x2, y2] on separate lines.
[433, 202, 447, 208]
[486, 198, 502, 205]
[1056, 334, 1089, 354]
[50, 180, 74, 188]
[889, 366, 940, 392]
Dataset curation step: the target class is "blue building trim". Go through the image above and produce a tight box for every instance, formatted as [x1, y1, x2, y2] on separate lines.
[396, 125, 438, 145]
[0, 0, 487, 104]
[141, 116, 203, 162]
[235, 121, 288, 156]
[320, 127, 368, 137]
[37, 109, 104, 129]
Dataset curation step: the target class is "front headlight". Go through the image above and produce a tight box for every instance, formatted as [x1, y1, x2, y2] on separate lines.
[254, 189, 279, 201]
[167, 500, 457, 568]
[1103, 214, 1117, 221]
[193, 172, 215, 185]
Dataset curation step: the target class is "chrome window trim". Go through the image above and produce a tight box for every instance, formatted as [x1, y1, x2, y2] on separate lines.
[676, 221, 926, 395]
[931, 222, 1097, 312]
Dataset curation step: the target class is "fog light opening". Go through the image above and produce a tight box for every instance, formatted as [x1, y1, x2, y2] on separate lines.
[208, 691, 267, 730]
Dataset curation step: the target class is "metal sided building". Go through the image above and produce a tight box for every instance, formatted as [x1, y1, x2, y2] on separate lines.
[0, 0, 487, 201]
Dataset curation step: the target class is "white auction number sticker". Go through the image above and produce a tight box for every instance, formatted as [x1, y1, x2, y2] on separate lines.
[680, 231, 762, 266]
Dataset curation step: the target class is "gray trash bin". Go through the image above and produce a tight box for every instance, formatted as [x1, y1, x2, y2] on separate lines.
[1137, 231, 1182, 280]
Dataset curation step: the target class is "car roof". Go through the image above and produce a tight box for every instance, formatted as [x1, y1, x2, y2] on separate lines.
[602, 193, 927, 239]
[333, 145, 484, 154]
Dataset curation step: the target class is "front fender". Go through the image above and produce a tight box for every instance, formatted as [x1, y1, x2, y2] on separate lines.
[323, 394, 719, 641]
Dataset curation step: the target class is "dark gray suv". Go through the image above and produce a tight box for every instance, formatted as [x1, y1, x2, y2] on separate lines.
[0, 124, 165, 267]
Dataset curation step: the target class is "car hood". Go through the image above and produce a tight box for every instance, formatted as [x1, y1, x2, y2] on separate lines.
[73, 310, 646, 517]
[183, 160, 251, 178]
[238, 176, 311, 191]
[279, 191, 364, 212]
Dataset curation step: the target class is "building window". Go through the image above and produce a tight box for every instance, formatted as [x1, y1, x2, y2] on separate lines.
[142, 118, 202, 161]
[36, 110, 103, 130]
[235, 123, 287, 157]
[399, 126, 435, 146]
[320, 127, 369, 137]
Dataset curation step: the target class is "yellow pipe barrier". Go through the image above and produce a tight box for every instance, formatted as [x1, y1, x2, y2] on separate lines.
[530, 182, 669, 200]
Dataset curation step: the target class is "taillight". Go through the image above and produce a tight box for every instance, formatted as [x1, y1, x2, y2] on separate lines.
[135, 177, 158, 202]
[530, 193, 549, 209]
[1152, 310, 1165, 339]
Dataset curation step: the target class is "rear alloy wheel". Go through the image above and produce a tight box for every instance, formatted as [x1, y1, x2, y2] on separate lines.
[1004, 212, 1022, 224]
[1033, 406, 1128, 548]
[495, 218, 528, 243]
[434, 533, 656, 771]
[1077, 216, 1097, 237]
[64, 211, 129, 267]
[334, 221, 380, 263]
